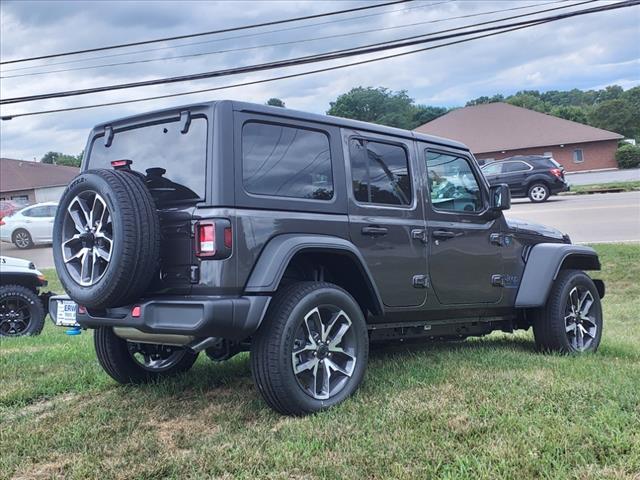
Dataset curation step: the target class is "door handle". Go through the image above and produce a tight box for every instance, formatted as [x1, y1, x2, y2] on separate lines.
[432, 230, 457, 240]
[361, 226, 388, 237]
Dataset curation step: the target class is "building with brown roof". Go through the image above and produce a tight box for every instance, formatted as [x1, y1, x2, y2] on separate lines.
[414, 102, 624, 172]
[0, 158, 79, 205]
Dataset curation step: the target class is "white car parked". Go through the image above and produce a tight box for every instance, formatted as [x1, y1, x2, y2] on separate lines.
[0, 202, 58, 249]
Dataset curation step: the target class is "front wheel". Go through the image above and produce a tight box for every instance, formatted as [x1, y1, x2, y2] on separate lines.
[533, 270, 603, 353]
[528, 183, 550, 203]
[251, 282, 369, 416]
[94, 327, 198, 384]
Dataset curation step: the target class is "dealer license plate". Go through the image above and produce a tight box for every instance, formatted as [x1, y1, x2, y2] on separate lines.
[55, 300, 79, 327]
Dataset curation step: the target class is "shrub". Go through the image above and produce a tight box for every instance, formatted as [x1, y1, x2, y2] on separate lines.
[615, 144, 640, 169]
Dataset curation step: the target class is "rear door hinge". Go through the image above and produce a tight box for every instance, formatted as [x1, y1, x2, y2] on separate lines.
[412, 274, 430, 288]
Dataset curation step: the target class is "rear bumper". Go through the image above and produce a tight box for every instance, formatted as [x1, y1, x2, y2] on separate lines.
[50, 294, 271, 340]
[551, 180, 569, 194]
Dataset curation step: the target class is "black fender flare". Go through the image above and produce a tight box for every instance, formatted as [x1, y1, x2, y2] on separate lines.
[244, 234, 384, 314]
[515, 243, 601, 308]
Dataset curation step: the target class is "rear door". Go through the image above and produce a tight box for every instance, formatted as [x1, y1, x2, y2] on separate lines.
[500, 160, 532, 197]
[344, 129, 427, 308]
[421, 147, 503, 305]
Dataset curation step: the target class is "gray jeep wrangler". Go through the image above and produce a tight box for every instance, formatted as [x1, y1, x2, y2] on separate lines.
[50, 101, 604, 415]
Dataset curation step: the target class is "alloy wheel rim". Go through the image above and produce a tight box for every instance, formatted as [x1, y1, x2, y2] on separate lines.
[127, 342, 187, 371]
[15, 232, 30, 248]
[565, 286, 598, 351]
[0, 297, 31, 336]
[61, 191, 113, 286]
[531, 186, 546, 201]
[291, 305, 357, 400]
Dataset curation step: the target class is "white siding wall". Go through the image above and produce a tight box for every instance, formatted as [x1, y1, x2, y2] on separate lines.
[34, 186, 66, 203]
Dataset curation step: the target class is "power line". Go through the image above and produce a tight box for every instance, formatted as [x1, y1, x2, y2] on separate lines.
[1, 1, 447, 73]
[3, 1, 635, 120]
[2, 0, 622, 106]
[0, 0, 566, 79]
[0, 20, 570, 121]
[0, 0, 411, 65]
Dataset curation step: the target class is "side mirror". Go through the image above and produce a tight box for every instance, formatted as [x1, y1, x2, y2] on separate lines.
[490, 184, 511, 211]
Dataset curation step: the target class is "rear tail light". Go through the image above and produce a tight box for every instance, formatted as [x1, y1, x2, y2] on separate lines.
[78, 305, 87, 314]
[111, 159, 132, 170]
[550, 168, 563, 178]
[195, 220, 232, 259]
[131, 305, 141, 318]
[196, 222, 216, 257]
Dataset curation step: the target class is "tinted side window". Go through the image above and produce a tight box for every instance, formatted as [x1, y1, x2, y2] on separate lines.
[349, 138, 411, 206]
[426, 151, 483, 213]
[482, 162, 502, 176]
[503, 161, 529, 173]
[242, 122, 333, 200]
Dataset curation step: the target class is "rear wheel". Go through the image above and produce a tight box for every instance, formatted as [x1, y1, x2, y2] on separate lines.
[94, 327, 198, 384]
[251, 282, 368, 415]
[533, 270, 602, 353]
[528, 183, 550, 203]
[13, 229, 33, 249]
[0, 285, 45, 336]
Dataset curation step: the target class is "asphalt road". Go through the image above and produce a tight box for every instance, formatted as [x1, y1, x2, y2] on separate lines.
[1, 192, 638, 269]
[565, 168, 640, 185]
[507, 191, 640, 244]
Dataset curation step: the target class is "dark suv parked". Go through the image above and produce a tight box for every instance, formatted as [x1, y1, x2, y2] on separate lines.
[50, 101, 604, 415]
[481, 155, 569, 202]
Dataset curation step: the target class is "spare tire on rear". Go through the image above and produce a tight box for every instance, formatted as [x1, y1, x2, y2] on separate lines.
[53, 169, 160, 309]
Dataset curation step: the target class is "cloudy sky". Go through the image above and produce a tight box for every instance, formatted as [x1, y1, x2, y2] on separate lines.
[1, 0, 638, 161]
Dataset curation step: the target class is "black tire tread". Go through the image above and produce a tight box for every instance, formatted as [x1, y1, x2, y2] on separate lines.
[533, 269, 600, 353]
[0, 284, 45, 336]
[251, 281, 365, 416]
[94, 327, 198, 384]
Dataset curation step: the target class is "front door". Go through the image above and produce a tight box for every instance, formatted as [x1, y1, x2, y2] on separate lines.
[500, 160, 532, 197]
[422, 148, 503, 305]
[345, 131, 427, 308]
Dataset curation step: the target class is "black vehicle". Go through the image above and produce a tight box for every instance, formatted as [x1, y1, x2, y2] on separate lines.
[481, 155, 569, 203]
[49, 101, 604, 415]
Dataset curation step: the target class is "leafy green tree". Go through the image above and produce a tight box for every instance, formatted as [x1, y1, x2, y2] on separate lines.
[266, 98, 285, 107]
[327, 87, 446, 129]
[466, 94, 505, 106]
[39, 151, 82, 167]
[589, 99, 635, 138]
[550, 105, 589, 125]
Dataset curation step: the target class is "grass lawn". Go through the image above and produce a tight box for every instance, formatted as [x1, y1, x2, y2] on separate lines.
[1, 244, 638, 479]
[567, 180, 640, 194]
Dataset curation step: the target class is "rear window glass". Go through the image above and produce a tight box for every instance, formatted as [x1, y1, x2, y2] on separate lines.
[88, 116, 208, 203]
[242, 122, 333, 200]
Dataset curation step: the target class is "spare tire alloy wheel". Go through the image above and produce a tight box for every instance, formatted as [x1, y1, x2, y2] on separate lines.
[565, 286, 598, 351]
[292, 306, 357, 400]
[61, 191, 113, 286]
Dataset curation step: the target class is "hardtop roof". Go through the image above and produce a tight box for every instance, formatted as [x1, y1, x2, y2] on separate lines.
[91, 100, 469, 152]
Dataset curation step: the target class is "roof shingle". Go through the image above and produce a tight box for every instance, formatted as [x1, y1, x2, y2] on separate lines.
[414, 102, 623, 153]
[0, 158, 79, 193]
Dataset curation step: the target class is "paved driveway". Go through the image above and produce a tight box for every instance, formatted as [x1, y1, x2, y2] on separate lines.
[566, 168, 640, 185]
[507, 191, 640, 244]
[0, 242, 54, 269]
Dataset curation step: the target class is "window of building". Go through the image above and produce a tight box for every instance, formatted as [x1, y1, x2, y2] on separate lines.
[426, 151, 483, 213]
[11, 195, 28, 203]
[242, 122, 333, 200]
[573, 148, 584, 163]
[349, 138, 412, 206]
